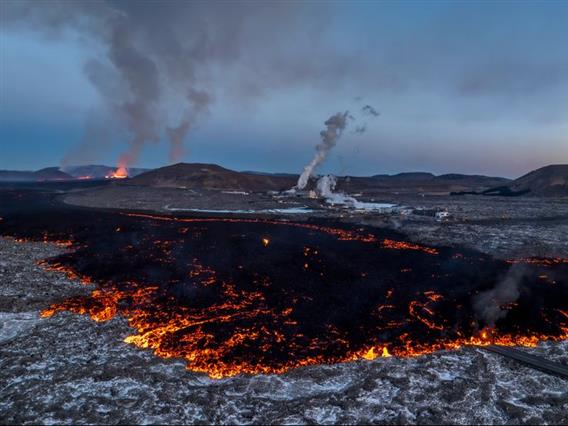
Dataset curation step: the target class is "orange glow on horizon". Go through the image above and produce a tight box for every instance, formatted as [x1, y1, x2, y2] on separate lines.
[106, 164, 129, 179]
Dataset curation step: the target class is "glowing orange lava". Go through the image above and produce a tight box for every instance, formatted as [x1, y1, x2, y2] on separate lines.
[383, 239, 439, 255]
[122, 212, 379, 242]
[106, 165, 128, 179]
[36, 245, 567, 379]
[507, 257, 568, 266]
[39, 277, 566, 378]
[7, 212, 564, 380]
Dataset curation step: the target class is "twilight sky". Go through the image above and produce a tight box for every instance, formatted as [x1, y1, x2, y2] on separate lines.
[1, 0, 567, 178]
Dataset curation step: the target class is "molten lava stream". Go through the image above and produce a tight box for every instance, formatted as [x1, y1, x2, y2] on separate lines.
[106, 164, 128, 179]
[38, 260, 567, 379]
[11, 212, 565, 379]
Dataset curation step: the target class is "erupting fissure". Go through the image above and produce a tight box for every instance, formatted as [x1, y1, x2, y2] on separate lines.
[106, 164, 129, 179]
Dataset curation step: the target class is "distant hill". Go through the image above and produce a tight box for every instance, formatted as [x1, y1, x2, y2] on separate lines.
[126, 163, 513, 194]
[0, 167, 72, 182]
[128, 163, 296, 191]
[241, 170, 298, 178]
[372, 172, 435, 181]
[495, 165, 568, 196]
[1, 162, 520, 195]
[434, 174, 510, 187]
[0, 164, 150, 182]
[63, 165, 150, 179]
[338, 172, 509, 194]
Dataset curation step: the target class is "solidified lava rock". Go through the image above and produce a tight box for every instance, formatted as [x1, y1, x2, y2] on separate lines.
[1, 188, 567, 378]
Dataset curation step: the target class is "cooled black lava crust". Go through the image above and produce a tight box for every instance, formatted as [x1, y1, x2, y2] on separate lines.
[1, 185, 566, 376]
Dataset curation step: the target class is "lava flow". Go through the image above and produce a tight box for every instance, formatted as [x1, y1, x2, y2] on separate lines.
[1, 191, 567, 379]
[106, 164, 128, 179]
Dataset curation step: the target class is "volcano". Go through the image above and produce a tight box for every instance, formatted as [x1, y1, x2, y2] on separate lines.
[127, 163, 297, 191]
[63, 164, 150, 179]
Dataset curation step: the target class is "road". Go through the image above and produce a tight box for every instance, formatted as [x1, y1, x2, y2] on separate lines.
[481, 345, 568, 379]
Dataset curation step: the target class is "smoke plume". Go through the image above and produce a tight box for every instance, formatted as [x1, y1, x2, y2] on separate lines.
[362, 105, 380, 117]
[294, 102, 380, 189]
[2, 1, 343, 167]
[352, 104, 379, 135]
[296, 112, 349, 190]
[167, 89, 212, 163]
[473, 264, 527, 327]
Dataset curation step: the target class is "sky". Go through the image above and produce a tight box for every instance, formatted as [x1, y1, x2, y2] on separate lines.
[1, 0, 567, 178]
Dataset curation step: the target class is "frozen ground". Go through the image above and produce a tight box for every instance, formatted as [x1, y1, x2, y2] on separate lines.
[1, 238, 567, 424]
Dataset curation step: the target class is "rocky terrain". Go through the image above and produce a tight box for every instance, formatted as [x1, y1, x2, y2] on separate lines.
[506, 164, 568, 196]
[337, 172, 511, 195]
[359, 194, 568, 259]
[126, 163, 297, 191]
[64, 184, 321, 214]
[64, 186, 568, 259]
[126, 162, 512, 195]
[1, 237, 567, 425]
[59, 163, 568, 261]
[2, 167, 567, 425]
[3, 162, 567, 198]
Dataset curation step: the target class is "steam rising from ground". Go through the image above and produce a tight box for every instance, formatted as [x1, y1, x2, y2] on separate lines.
[317, 174, 356, 205]
[474, 264, 527, 327]
[293, 103, 384, 210]
[296, 112, 349, 190]
[316, 174, 395, 211]
[295, 102, 380, 190]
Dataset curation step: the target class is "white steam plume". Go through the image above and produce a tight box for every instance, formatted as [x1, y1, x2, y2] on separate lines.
[473, 264, 527, 328]
[316, 174, 356, 205]
[316, 174, 395, 211]
[296, 111, 349, 190]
